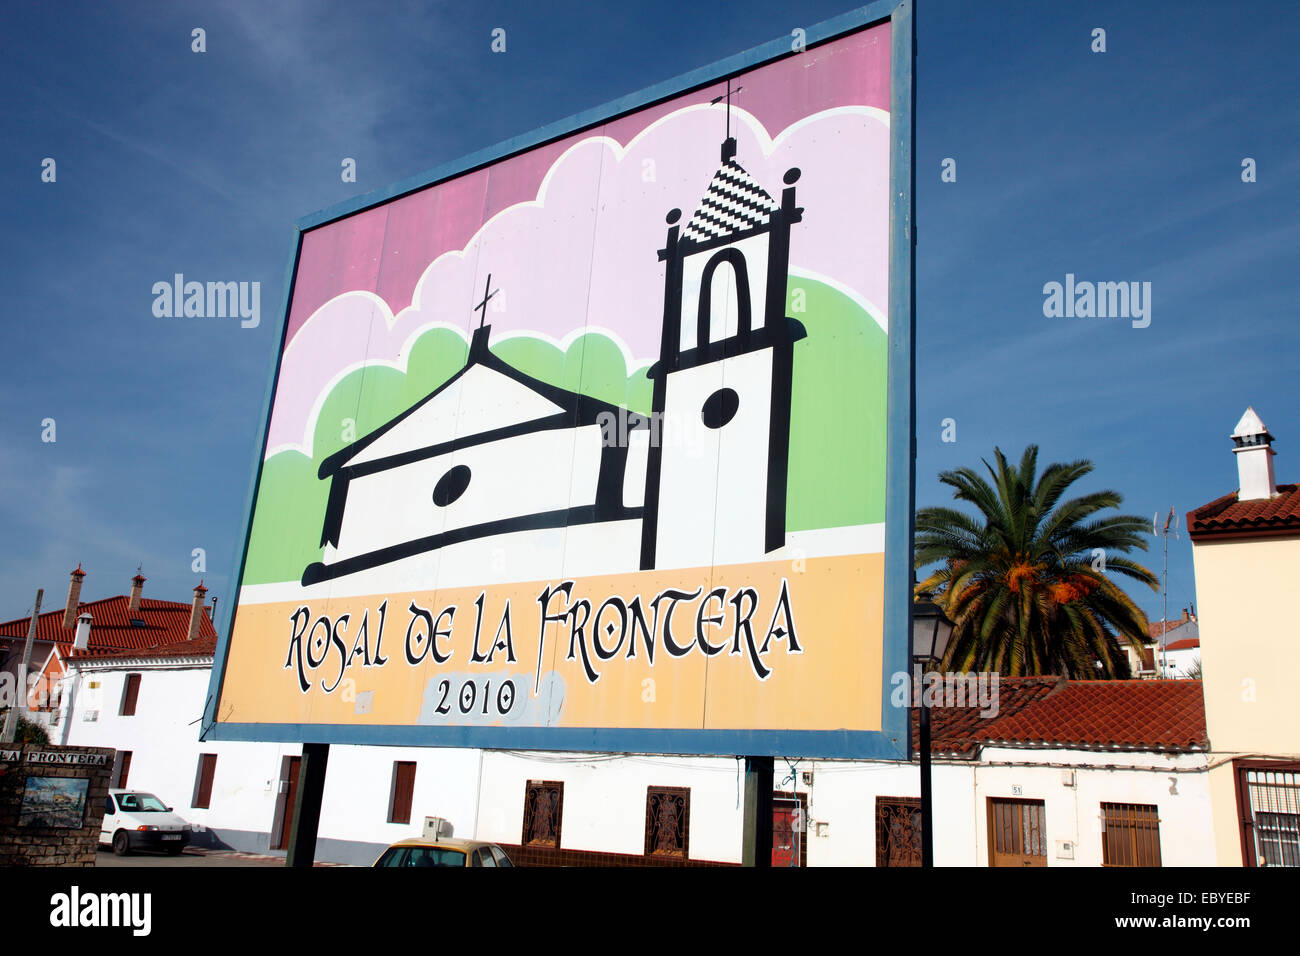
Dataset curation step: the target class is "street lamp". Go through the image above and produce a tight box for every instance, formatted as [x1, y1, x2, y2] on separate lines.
[912, 590, 954, 868]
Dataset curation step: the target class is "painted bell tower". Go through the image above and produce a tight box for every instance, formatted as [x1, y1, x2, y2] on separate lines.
[640, 133, 805, 571]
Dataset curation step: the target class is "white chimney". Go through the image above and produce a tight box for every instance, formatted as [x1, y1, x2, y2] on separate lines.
[1231, 407, 1276, 502]
[73, 612, 92, 651]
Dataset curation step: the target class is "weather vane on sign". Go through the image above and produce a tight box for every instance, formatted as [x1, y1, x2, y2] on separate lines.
[711, 80, 744, 148]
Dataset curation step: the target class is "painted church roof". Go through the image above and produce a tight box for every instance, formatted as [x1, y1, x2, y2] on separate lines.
[319, 325, 631, 477]
[681, 159, 779, 244]
[342, 362, 566, 468]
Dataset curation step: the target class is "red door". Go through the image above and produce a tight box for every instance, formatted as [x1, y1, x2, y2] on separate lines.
[772, 799, 802, 867]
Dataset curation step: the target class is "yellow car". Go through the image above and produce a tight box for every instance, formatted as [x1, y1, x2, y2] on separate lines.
[372, 837, 515, 868]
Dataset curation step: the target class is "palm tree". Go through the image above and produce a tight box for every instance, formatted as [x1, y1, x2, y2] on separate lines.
[916, 445, 1157, 678]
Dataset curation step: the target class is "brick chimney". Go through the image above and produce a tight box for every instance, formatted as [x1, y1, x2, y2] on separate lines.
[187, 581, 208, 641]
[128, 573, 146, 614]
[62, 564, 86, 629]
[1232, 407, 1276, 501]
[73, 611, 92, 651]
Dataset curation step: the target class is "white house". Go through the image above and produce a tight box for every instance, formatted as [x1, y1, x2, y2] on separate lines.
[1, 570, 218, 731]
[57, 633, 1217, 866]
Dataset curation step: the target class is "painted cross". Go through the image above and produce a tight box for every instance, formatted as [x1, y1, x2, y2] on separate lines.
[473, 273, 499, 329]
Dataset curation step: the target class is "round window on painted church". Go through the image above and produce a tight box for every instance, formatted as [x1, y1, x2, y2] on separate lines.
[432, 464, 471, 507]
[701, 387, 739, 429]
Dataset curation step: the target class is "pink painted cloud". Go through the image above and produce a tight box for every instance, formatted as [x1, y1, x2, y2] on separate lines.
[267, 104, 890, 458]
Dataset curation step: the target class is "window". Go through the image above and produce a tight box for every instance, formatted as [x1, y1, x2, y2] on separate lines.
[489, 845, 514, 867]
[104, 796, 116, 814]
[1101, 803, 1162, 866]
[521, 780, 564, 848]
[644, 786, 690, 859]
[119, 674, 141, 716]
[375, 845, 466, 868]
[1237, 763, 1300, 867]
[388, 761, 416, 824]
[192, 753, 218, 809]
[474, 846, 497, 867]
[1255, 812, 1300, 867]
[114, 751, 132, 789]
[876, 797, 922, 867]
[987, 798, 1047, 866]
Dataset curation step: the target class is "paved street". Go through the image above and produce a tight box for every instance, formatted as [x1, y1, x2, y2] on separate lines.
[95, 848, 349, 867]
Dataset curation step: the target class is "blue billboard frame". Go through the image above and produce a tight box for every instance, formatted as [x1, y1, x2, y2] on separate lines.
[202, 0, 915, 760]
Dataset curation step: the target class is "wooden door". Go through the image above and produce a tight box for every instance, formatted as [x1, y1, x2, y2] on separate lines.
[276, 756, 301, 850]
[987, 798, 1047, 866]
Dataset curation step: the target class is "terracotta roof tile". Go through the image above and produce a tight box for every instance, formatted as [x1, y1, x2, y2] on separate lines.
[1148, 617, 1195, 640]
[1188, 483, 1300, 540]
[0, 594, 217, 653]
[913, 677, 1207, 756]
[914, 677, 1061, 755]
[72, 636, 217, 662]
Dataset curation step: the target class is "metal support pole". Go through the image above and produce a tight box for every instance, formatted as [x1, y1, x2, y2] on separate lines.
[285, 743, 330, 868]
[919, 694, 933, 867]
[1, 590, 43, 744]
[741, 755, 774, 867]
[1162, 527, 1169, 678]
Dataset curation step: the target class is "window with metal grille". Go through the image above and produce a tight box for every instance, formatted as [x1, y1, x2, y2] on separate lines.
[388, 761, 416, 824]
[1101, 803, 1162, 866]
[987, 797, 1047, 866]
[876, 797, 922, 867]
[192, 753, 218, 809]
[119, 674, 141, 716]
[521, 780, 563, 847]
[1239, 765, 1300, 867]
[644, 786, 690, 859]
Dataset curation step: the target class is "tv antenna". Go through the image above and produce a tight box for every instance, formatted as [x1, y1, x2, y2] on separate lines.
[1152, 507, 1180, 678]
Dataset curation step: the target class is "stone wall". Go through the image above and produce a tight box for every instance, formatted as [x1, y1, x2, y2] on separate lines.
[0, 744, 115, 866]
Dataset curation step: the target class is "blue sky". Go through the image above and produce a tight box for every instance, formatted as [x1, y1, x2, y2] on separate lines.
[1, 0, 1295, 632]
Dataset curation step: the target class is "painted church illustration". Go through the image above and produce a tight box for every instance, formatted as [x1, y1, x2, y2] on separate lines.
[301, 131, 806, 586]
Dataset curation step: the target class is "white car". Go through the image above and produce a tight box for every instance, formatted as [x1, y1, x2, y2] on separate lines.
[101, 789, 193, 856]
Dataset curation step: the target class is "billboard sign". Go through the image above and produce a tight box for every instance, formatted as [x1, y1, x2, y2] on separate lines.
[206, 1, 914, 758]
